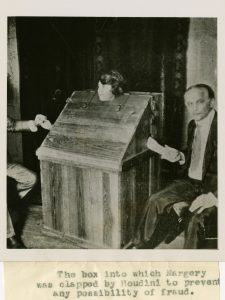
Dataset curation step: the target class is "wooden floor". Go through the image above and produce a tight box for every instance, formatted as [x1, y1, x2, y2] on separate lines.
[156, 233, 184, 249]
[21, 205, 81, 249]
[20, 205, 184, 249]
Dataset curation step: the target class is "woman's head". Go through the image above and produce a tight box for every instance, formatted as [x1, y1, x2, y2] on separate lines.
[98, 70, 124, 101]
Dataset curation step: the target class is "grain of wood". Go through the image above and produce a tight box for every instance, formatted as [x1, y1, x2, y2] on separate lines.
[37, 91, 162, 248]
[40, 161, 53, 229]
[82, 168, 104, 245]
[67, 166, 79, 236]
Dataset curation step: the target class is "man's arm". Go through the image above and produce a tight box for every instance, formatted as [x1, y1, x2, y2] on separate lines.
[7, 117, 38, 132]
[7, 115, 51, 132]
[146, 137, 183, 163]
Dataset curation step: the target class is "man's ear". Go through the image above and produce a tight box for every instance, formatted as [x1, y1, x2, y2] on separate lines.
[210, 98, 215, 108]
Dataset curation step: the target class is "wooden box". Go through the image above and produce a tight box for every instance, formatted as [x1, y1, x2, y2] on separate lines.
[36, 90, 162, 248]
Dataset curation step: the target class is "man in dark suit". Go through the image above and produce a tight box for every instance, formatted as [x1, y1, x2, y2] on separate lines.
[129, 83, 217, 249]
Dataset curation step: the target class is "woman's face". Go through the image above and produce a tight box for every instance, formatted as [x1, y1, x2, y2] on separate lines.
[97, 81, 115, 101]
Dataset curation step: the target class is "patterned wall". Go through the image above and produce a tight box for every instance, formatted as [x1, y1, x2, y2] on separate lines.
[93, 18, 189, 149]
[14, 17, 190, 172]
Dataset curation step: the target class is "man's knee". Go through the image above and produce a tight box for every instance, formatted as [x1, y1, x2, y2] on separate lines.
[148, 191, 169, 214]
[22, 169, 37, 189]
[173, 201, 189, 216]
[29, 171, 37, 188]
[17, 170, 37, 199]
[149, 192, 163, 208]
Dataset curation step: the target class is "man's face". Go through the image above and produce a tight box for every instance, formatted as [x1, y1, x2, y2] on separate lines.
[97, 81, 115, 101]
[184, 87, 214, 121]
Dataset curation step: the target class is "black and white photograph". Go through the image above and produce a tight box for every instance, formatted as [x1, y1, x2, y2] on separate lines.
[6, 16, 218, 250]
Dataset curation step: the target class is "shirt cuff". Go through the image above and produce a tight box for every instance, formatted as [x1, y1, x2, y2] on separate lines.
[28, 120, 38, 132]
[207, 192, 218, 207]
[160, 149, 168, 160]
[178, 152, 185, 165]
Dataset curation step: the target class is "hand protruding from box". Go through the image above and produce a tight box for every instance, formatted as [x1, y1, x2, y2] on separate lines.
[34, 114, 52, 130]
[147, 137, 182, 163]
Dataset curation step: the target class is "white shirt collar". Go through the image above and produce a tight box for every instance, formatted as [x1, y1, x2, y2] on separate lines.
[195, 109, 215, 127]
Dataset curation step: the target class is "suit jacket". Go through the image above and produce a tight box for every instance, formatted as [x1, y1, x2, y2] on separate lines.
[179, 111, 217, 196]
[7, 117, 16, 132]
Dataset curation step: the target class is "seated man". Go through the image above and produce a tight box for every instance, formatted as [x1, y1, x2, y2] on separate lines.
[129, 83, 217, 249]
[7, 115, 51, 248]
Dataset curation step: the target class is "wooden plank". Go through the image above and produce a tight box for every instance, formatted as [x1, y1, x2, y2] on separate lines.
[61, 165, 70, 235]
[56, 113, 135, 130]
[120, 104, 151, 162]
[50, 163, 63, 232]
[120, 169, 136, 246]
[58, 93, 149, 127]
[40, 161, 53, 229]
[108, 173, 121, 248]
[122, 149, 152, 171]
[127, 168, 136, 241]
[122, 135, 136, 160]
[70, 90, 97, 103]
[37, 149, 122, 172]
[135, 158, 150, 227]
[51, 122, 132, 144]
[122, 104, 150, 159]
[102, 172, 113, 247]
[41, 162, 63, 233]
[83, 169, 104, 246]
[41, 134, 126, 162]
[135, 106, 151, 153]
[67, 166, 79, 236]
[120, 157, 151, 246]
[75, 167, 86, 239]
[124, 93, 151, 106]
[58, 104, 144, 127]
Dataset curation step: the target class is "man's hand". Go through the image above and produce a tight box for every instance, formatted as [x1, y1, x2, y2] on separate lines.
[189, 193, 218, 214]
[34, 114, 47, 126]
[161, 145, 182, 163]
[147, 137, 181, 163]
[34, 114, 52, 130]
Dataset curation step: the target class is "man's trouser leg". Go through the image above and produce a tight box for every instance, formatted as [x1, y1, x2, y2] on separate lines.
[7, 163, 37, 199]
[7, 210, 15, 238]
[135, 179, 199, 246]
[184, 206, 217, 249]
[7, 163, 37, 238]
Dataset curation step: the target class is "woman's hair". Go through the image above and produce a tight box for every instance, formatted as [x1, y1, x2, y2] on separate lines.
[99, 70, 125, 96]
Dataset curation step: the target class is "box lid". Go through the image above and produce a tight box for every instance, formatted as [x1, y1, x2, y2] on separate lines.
[36, 90, 151, 171]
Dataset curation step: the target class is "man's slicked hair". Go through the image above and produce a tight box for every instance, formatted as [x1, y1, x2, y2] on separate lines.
[185, 83, 215, 99]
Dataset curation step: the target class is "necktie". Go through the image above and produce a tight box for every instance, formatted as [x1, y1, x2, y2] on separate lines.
[189, 124, 202, 173]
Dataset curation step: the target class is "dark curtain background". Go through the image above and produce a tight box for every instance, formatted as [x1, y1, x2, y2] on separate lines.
[15, 17, 189, 176]
[94, 18, 189, 146]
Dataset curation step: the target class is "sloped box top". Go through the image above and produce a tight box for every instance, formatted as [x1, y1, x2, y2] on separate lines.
[36, 90, 151, 172]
